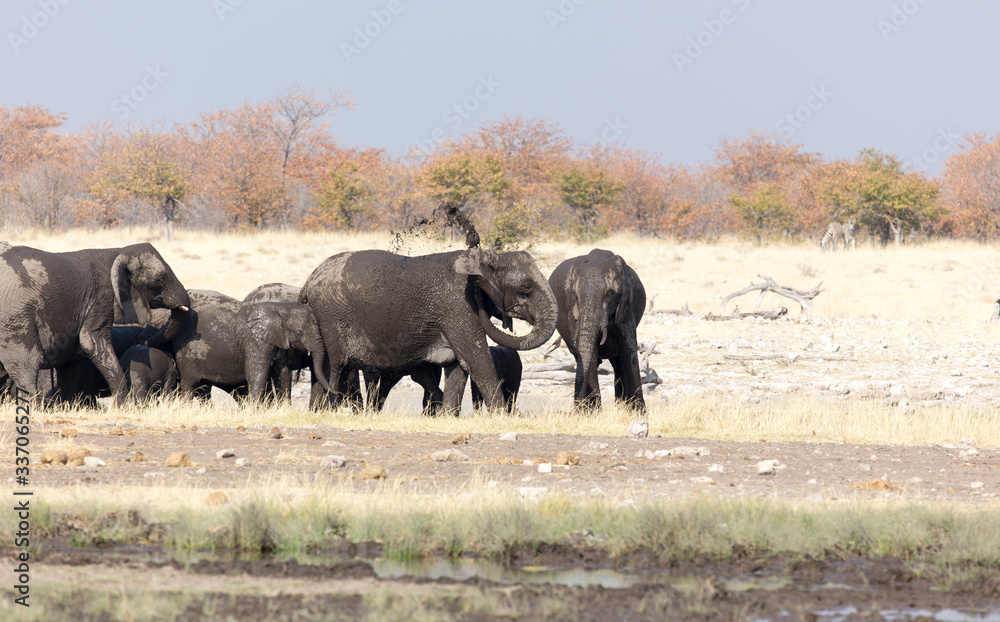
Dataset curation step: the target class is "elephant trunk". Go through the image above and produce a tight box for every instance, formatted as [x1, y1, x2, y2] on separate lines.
[144, 307, 190, 349]
[477, 285, 558, 351]
[307, 332, 333, 394]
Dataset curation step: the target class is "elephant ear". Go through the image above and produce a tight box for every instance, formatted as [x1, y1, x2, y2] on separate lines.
[454, 248, 509, 322]
[613, 257, 633, 326]
[112, 255, 151, 325]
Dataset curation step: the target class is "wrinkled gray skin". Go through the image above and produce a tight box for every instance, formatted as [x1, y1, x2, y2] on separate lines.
[116, 345, 178, 402]
[300, 248, 558, 411]
[243, 283, 302, 304]
[171, 291, 331, 401]
[548, 249, 646, 412]
[0, 243, 190, 406]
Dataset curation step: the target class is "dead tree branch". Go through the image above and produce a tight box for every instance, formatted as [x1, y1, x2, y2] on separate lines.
[705, 306, 788, 321]
[720, 275, 823, 315]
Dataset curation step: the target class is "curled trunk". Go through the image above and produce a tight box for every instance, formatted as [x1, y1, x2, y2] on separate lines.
[144, 307, 190, 348]
[476, 289, 558, 351]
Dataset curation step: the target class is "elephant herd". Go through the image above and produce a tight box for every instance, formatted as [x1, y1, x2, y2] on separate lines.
[0, 241, 647, 415]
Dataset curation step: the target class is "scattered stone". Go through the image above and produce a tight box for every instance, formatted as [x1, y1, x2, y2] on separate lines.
[430, 448, 469, 462]
[143, 471, 166, 478]
[970, 481, 985, 489]
[133, 451, 147, 463]
[556, 451, 580, 466]
[959, 448, 980, 458]
[60, 428, 77, 438]
[806, 478, 817, 485]
[322, 440, 346, 448]
[320, 455, 347, 469]
[205, 491, 229, 507]
[108, 427, 124, 436]
[708, 464, 725, 473]
[196, 467, 206, 474]
[234, 458, 251, 467]
[858, 463, 872, 472]
[626, 419, 649, 438]
[216, 448, 236, 460]
[83, 457, 106, 468]
[267, 426, 283, 440]
[689, 476, 715, 484]
[362, 464, 387, 479]
[519, 486, 549, 499]
[307, 432, 322, 440]
[499, 431, 518, 441]
[908, 477, 923, 485]
[640, 449, 672, 460]
[757, 459, 780, 475]
[588, 441, 609, 450]
[672, 446, 708, 457]
[164, 452, 192, 468]
[236, 425, 246, 432]
[41, 449, 68, 465]
[537, 462, 553, 474]
[522, 459, 534, 466]
[451, 432, 471, 445]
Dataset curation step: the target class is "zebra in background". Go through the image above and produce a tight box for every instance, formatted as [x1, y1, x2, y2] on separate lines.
[820, 219, 855, 252]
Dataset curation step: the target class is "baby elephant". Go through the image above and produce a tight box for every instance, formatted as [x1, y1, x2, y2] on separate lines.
[470, 346, 522, 412]
[117, 345, 178, 402]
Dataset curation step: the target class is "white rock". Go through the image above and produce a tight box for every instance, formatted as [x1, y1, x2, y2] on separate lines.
[320, 455, 347, 469]
[235, 458, 251, 467]
[431, 449, 469, 462]
[806, 479, 817, 485]
[322, 440, 346, 448]
[959, 448, 980, 458]
[689, 476, 714, 484]
[588, 441, 609, 450]
[499, 432, 518, 441]
[537, 462, 552, 474]
[672, 446, 702, 457]
[83, 457, 106, 467]
[143, 471, 165, 478]
[522, 459, 534, 466]
[216, 448, 236, 459]
[519, 486, 549, 499]
[757, 460, 780, 475]
[196, 467, 207, 474]
[859, 463, 872, 472]
[908, 477, 923, 485]
[708, 464, 725, 473]
[970, 481, 985, 489]
[626, 419, 649, 438]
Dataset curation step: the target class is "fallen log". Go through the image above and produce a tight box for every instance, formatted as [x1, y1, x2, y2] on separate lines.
[720, 275, 823, 314]
[647, 295, 693, 316]
[705, 307, 788, 321]
[723, 353, 857, 363]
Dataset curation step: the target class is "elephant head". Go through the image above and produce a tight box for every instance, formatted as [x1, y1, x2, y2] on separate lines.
[454, 248, 558, 351]
[111, 244, 191, 346]
[566, 251, 644, 359]
[251, 303, 333, 395]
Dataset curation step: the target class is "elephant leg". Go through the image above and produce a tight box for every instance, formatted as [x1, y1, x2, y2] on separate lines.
[6, 348, 44, 402]
[79, 328, 126, 406]
[444, 330, 501, 412]
[363, 368, 402, 412]
[411, 364, 443, 415]
[610, 349, 646, 412]
[470, 379, 483, 411]
[441, 362, 468, 416]
[245, 345, 274, 402]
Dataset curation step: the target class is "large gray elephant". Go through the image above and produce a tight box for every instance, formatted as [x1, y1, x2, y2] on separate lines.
[0, 243, 190, 405]
[300, 248, 558, 411]
[243, 282, 301, 304]
[171, 291, 331, 401]
[548, 249, 646, 412]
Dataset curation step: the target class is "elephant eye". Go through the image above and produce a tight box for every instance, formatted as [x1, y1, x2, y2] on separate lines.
[517, 292, 529, 301]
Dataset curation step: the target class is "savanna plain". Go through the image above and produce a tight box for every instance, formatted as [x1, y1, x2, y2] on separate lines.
[3, 229, 1000, 621]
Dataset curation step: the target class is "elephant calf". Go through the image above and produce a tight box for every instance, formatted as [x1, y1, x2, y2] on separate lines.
[549, 249, 647, 412]
[117, 345, 178, 402]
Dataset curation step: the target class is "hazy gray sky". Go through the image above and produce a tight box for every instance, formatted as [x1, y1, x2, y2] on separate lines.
[3, 1, 996, 173]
